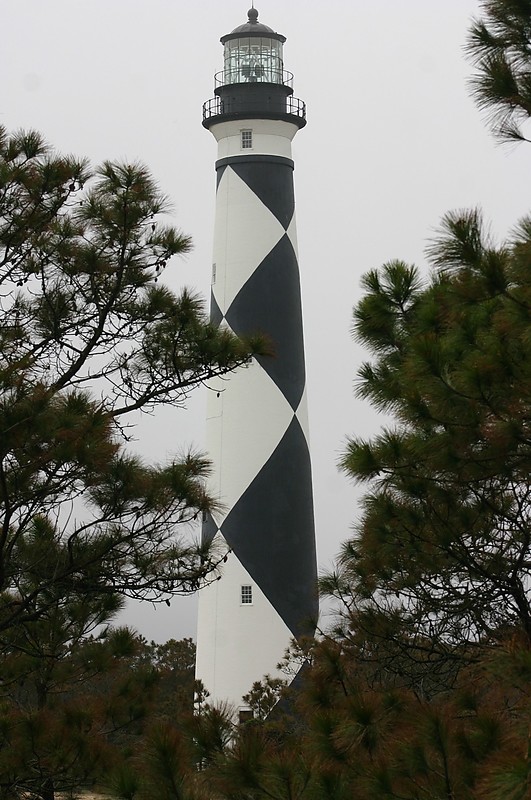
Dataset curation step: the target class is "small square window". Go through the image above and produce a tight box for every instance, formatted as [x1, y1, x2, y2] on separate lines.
[239, 708, 254, 724]
[241, 129, 253, 149]
[241, 585, 253, 604]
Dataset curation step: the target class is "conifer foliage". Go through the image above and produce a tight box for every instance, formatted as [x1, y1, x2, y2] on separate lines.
[467, 0, 531, 142]
[301, 5, 531, 798]
[323, 209, 531, 681]
[0, 126, 260, 637]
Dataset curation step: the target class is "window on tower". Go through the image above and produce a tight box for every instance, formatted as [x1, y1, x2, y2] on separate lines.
[241, 129, 253, 149]
[239, 708, 254, 724]
[241, 585, 253, 604]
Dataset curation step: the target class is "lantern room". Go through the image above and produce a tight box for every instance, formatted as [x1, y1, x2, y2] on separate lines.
[221, 8, 286, 85]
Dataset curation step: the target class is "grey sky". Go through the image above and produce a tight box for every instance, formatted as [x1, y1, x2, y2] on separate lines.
[2, 1, 528, 641]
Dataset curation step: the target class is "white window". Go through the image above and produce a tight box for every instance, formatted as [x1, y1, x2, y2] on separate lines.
[241, 129, 253, 149]
[241, 585, 253, 604]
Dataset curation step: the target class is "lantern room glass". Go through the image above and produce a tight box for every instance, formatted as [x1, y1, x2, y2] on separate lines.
[223, 37, 284, 84]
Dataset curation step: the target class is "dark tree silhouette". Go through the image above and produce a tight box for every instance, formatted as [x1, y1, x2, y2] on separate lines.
[0, 127, 264, 638]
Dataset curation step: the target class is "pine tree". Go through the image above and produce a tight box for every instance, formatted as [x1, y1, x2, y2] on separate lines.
[0, 621, 159, 800]
[0, 126, 263, 635]
[467, 0, 531, 142]
[321, 0, 531, 690]
[323, 209, 531, 684]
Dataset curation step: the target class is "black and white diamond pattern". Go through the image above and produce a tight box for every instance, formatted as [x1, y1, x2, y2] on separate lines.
[196, 154, 318, 705]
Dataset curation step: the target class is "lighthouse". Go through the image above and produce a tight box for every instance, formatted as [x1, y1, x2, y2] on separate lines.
[195, 7, 318, 719]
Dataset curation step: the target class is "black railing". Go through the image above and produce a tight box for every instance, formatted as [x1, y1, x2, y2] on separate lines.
[214, 68, 294, 88]
[203, 94, 306, 122]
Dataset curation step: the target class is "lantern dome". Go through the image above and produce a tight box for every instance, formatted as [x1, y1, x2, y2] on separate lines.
[221, 8, 284, 42]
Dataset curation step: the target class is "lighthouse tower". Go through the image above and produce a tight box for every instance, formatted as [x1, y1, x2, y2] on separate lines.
[195, 7, 318, 719]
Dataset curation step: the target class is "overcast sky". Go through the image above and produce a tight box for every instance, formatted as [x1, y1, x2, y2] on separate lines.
[2, 1, 528, 641]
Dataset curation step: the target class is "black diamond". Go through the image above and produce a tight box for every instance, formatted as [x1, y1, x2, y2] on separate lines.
[225, 234, 305, 410]
[220, 416, 318, 639]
